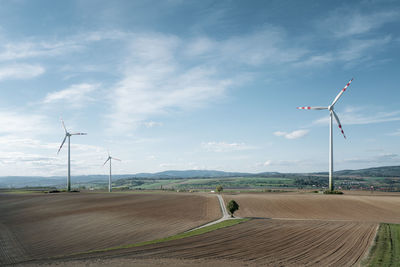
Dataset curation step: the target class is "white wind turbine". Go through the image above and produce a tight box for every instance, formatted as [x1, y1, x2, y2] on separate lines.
[57, 119, 87, 192]
[103, 151, 121, 192]
[298, 78, 353, 191]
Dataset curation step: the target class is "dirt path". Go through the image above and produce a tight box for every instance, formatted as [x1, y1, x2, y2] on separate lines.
[188, 194, 239, 232]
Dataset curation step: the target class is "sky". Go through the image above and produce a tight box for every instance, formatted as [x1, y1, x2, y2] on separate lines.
[0, 0, 399, 176]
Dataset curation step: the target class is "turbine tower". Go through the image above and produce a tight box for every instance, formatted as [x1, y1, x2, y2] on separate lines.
[298, 78, 353, 191]
[103, 151, 121, 192]
[57, 119, 87, 192]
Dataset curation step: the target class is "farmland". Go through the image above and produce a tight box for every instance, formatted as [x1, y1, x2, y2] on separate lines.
[113, 177, 295, 190]
[1, 190, 400, 266]
[222, 192, 400, 223]
[0, 192, 219, 265]
[32, 219, 377, 267]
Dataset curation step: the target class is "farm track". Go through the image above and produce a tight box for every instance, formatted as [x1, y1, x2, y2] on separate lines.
[188, 194, 236, 231]
[0, 192, 220, 264]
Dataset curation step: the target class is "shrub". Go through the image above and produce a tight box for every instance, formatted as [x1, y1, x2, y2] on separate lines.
[323, 190, 343, 194]
[216, 185, 223, 193]
[227, 200, 239, 217]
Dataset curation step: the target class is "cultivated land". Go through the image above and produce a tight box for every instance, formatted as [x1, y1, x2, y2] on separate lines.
[223, 191, 400, 223]
[0, 192, 220, 265]
[2, 190, 400, 266]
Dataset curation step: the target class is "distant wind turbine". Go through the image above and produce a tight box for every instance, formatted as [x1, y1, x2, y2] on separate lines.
[103, 151, 121, 192]
[298, 78, 353, 191]
[57, 119, 87, 192]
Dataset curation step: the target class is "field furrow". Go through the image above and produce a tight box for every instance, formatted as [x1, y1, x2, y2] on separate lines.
[0, 192, 220, 262]
[3, 191, 397, 266]
[43, 219, 377, 267]
[223, 193, 400, 223]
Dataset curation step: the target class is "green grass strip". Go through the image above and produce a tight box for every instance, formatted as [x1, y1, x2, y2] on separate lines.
[365, 223, 400, 267]
[0, 190, 44, 194]
[74, 218, 250, 255]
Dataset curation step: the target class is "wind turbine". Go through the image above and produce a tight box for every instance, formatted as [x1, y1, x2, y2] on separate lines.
[103, 151, 121, 192]
[57, 119, 87, 192]
[298, 78, 353, 191]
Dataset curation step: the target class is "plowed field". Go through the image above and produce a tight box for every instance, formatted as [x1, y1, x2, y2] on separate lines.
[0, 192, 220, 265]
[23, 219, 377, 267]
[5, 191, 399, 266]
[223, 192, 400, 223]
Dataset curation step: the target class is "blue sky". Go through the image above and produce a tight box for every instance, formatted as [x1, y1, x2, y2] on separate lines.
[0, 0, 399, 176]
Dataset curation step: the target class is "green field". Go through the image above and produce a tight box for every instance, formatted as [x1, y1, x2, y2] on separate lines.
[113, 177, 295, 190]
[365, 223, 400, 266]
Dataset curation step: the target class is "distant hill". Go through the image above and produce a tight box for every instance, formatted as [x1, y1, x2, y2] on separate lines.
[0, 166, 399, 188]
[334, 166, 400, 177]
[133, 170, 251, 179]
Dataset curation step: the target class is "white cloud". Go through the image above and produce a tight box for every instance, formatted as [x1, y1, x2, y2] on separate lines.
[106, 28, 310, 133]
[108, 33, 233, 132]
[388, 129, 400, 136]
[337, 36, 391, 62]
[257, 159, 323, 172]
[0, 64, 44, 81]
[313, 108, 400, 125]
[185, 37, 216, 57]
[222, 28, 308, 66]
[0, 151, 57, 163]
[339, 153, 399, 165]
[321, 10, 399, 38]
[263, 160, 271, 166]
[0, 111, 50, 136]
[43, 83, 99, 106]
[143, 121, 163, 128]
[0, 136, 55, 150]
[274, 129, 309, 139]
[146, 155, 156, 160]
[0, 40, 82, 61]
[202, 141, 255, 152]
[159, 163, 176, 168]
[186, 27, 308, 67]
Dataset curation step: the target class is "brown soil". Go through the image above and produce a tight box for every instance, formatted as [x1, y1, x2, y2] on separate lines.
[5, 191, 398, 266]
[0, 192, 220, 265]
[223, 192, 400, 223]
[20, 219, 377, 267]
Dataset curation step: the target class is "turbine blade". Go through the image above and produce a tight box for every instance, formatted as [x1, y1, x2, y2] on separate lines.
[331, 78, 354, 106]
[108, 149, 110, 157]
[112, 157, 121, 161]
[61, 118, 67, 133]
[297, 106, 328, 110]
[103, 157, 110, 166]
[332, 110, 346, 139]
[70, 132, 87, 135]
[57, 135, 67, 154]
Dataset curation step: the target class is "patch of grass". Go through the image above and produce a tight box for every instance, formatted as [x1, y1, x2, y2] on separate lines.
[0, 189, 45, 194]
[74, 218, 249, 255]
[365, 223, 400, 266]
